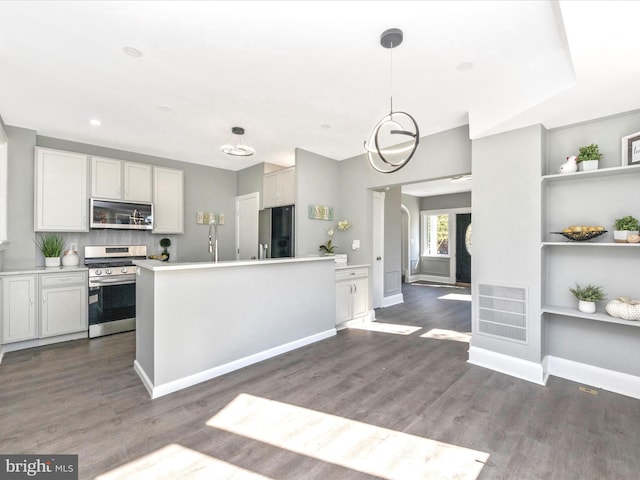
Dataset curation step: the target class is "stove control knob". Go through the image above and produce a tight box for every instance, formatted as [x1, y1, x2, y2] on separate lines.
[121, 267, 128, 274]
[105, 268, 112, 275]
[95, 269, 102, 276]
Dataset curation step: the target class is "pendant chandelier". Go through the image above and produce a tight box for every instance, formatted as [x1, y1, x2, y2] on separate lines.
[221, 127, 255, 157]
[364, 28, 419, 174]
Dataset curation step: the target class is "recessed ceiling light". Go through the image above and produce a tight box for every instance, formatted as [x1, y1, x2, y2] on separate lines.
[456, 61, 474, 72]
[89, 119, 101, 126]
[123, 46, 143, 58]
[158, 104, 173, 112]
[320, 124, 331, 129]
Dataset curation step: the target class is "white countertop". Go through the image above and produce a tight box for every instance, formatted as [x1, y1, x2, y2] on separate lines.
[135, 255, 336, 272]
[335, 264, 370, 270]
[0, 265, 88, 276]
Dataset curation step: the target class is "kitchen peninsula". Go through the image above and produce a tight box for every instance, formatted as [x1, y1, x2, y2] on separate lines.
[133, 256, 336, 398]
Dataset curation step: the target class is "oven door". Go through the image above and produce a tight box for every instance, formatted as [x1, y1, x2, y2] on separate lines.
[88, 275, 137, 338]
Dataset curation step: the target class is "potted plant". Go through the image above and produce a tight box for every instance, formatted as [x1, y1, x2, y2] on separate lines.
[613, 215, 640, 243]
[159, 238, 171, 261]
[577, 143, 603, 171]
[569, 283, 606, 313]
[35, 234, 65, 267]
[319, 227, 336, 255]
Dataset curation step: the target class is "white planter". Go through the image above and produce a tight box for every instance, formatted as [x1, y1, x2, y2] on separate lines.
[578, 160, 599, 171]
[613, 230, 639, 243]
[44, 256, 61, 268]
[578, 300, 596, 314]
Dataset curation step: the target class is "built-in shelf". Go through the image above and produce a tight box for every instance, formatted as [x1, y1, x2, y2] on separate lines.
[542, 242, 640, 247]
[543, 305, 640, 328]
[542, 163, 640, 183]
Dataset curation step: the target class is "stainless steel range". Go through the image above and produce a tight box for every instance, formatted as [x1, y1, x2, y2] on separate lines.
[85, 245, 147, 338]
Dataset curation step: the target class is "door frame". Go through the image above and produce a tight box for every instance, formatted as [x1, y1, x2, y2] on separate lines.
[401, 204, 411, 281]
[372, 191, 385, 308]
[235, 191, 260, 260]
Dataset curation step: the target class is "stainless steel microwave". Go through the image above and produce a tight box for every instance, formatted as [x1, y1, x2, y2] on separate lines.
[90, 198, 153, 230]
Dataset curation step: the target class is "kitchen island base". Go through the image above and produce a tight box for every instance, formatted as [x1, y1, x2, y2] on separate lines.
[134, 257, 336, 399]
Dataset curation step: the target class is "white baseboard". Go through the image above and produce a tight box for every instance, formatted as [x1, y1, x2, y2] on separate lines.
[368, 309, 376, 321]
[408, 274, 455, 285]
[381, 293, 403, 307]
[405, 274, 421, 283]
[1, 330, 88, 353]
[468, 346, 547, 386]
[0, 347, 4, 365]
[136, 329, 337, 399]
[546, 355, 640, 400]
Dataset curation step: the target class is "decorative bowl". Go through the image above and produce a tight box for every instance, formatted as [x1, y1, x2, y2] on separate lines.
[551, 230, 607, 242]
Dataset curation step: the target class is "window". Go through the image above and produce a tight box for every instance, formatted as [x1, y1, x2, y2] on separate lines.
[424, 213, 449, 256]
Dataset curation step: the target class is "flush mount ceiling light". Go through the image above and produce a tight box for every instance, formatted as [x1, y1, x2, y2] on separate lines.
[221, 127, 255, 157]
[364, 28, 419, 174]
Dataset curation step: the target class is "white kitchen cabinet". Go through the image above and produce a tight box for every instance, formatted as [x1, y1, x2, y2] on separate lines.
[1, 275, 37, 343]
[153, 166, 184, 234]
[263, 167, 296, 208]
[91, 156, 152, 202]
[335, 266, 369, 328]
[35, 147, 88, 232]
[39, 271, 87, 338]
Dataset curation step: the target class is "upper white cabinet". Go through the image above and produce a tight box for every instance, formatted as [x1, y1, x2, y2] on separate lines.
[263, 167, 296, 208]
[91, 156, 152, 202]
[153, 166, 184, 234]
[35, 147, 88, 232]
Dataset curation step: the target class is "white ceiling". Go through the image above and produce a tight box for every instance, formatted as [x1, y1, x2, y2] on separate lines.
[1, 1, 639, 177]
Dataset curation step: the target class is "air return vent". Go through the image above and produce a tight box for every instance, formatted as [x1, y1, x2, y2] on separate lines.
[477, 284, 527, 343]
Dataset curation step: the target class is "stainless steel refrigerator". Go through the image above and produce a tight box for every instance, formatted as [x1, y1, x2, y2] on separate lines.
[270, 205, 295, 258]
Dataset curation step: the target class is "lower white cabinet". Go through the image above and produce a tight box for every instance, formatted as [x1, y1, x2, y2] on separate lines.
[40, 272, 87, 338]
[1, 275, 37, 343]
[335, 266, 369, 327]
[1, 271, 87, 347]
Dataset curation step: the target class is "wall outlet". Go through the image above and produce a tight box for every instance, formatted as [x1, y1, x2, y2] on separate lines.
[70, 242, 77, 251]
[196, 212, 204, 224]
[352, 239, 360, 250]
[218, 213, 225, 225]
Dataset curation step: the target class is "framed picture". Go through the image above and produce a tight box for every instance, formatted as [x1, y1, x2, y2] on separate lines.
[621, 131, 640, 165]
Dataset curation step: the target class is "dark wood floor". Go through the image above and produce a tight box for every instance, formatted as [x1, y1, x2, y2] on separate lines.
[2, 282, 639, 479]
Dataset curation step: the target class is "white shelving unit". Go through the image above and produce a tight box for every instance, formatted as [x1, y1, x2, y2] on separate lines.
[542, 305, 640, 328]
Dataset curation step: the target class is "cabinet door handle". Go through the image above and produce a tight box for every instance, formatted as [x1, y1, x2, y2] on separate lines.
[353, 284, 357, 293]
[30, 297, 34, 305]
[349, 285, 353, 294]
[42, 294, 46, 304]
[376, 256, 382, 261]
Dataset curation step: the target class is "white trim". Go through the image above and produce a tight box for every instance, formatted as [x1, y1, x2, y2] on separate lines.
[546, 355, 640, 400]
[0, 347, 4, 365]
[401, 204, 411, 280]
[408, 274, 455, 285]
[1, 330, 87, 352]
[381, 293, 404, 307]
[468, 346, 547, 385]
[405, 274, 422, 283]
[136, 329, 336, 399]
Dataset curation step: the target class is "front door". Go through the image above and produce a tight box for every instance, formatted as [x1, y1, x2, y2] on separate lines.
[455, 213, 472, 284]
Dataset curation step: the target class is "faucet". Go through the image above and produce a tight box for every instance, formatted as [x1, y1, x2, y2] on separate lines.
[208, 219, 219, 262]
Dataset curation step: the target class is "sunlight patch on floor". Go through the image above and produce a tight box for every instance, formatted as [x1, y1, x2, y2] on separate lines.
[421, 328, 472, 343]
[438, 293, 472, 302]
[348, 321, 422, 335]
[207, 393, 489, 480]
[96, 443, 273, 480]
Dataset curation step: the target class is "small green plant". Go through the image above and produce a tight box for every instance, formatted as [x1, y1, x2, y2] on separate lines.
[569, 283, 606, 302]
[160, 237, 171, 253]
[577, 143, 603, 163]
[34, 234, 65, 258]
[614, 215, 640, 231]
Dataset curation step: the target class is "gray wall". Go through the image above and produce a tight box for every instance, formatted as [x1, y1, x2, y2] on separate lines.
[401, 194, 420, 275]
[383, 186, 402, 296]
[3, 129, 238, 268]
[420, 191, 471, 211]
[295, 148, 341, 257]
[236, 163, 264, 199]
[471, 124, 544, 363]
[337, 125, 473, 301]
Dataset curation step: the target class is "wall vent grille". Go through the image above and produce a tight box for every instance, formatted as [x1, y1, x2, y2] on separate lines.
[477, 284, 527, 343]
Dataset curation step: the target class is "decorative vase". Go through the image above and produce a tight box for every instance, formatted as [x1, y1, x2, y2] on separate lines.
[613, 230, 639, 243]
[578, 300, 596, 314]
[578, 160, 599, 171]
[45, 256, 61, 268]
